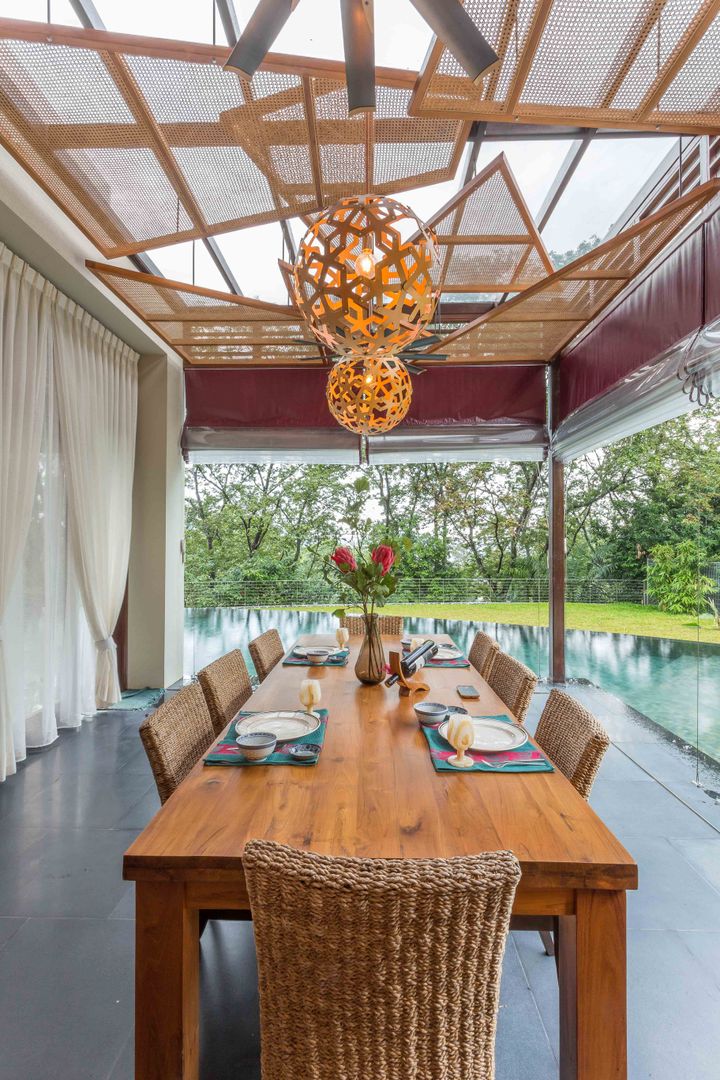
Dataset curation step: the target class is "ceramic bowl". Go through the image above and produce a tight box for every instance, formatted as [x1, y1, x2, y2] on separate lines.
[235, 731, 277, 762]
[289, 743, 322, 762]
[413, 701, 449, 727]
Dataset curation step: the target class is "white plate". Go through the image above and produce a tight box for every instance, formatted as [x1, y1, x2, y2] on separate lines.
[433, 645, 462, 660]
[235, 711, 321, 741]
[437, 716, 527, 753]
[293, 646, 334, 659]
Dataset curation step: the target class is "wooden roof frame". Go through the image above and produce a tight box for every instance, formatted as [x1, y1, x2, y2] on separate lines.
[0, 18, 470, 258]
[421, 152, 554, 293]
[87, 260, 325, 368]
[408, 0, 720, 136]
[424, 179, 720, 364]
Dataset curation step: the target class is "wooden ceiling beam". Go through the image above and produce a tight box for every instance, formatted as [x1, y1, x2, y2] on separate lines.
[102, 53, 209, 236]
[505, 0, 554, 114]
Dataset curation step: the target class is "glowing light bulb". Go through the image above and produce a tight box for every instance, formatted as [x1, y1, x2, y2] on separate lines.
[355, 247, 376, 279]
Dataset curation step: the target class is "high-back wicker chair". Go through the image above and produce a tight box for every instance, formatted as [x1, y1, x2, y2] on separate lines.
[197, 649, 253, 736]
[486, 650, 538, 723]
[468, 630, 500, 680]
[249, 628, 285, 683]
[526, 688, 610, 958]
[244, 840, 521, 1080]
[139, 683, 215, 805]
[340, 613, 404, 636]
[535, 689, 610, 800]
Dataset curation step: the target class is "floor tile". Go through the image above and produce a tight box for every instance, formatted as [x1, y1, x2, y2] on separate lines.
[589, 779, 718, 839]
[0, 917, 26, 951]
[625, 837, 720, 930]
[628, 930, 720, 1080]
[0, 828, 140, 918]
[0, 917, 133, 1080]
[496, 937, 557, 1079]
[1, 770, 155, 829]
[668, 836, 720, 894]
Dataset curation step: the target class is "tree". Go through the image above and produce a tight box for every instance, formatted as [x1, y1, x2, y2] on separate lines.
[647, 540, 714, 614]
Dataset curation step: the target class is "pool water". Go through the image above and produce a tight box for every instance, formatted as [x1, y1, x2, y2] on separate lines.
[185, 608, 720, 763]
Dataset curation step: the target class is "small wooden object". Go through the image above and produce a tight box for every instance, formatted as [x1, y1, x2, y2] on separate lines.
[388, 651, 430, 698]
[447, 714, 474, 769]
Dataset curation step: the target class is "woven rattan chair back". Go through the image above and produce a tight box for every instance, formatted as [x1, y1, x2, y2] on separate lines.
[244, 840, 521, 1080]
[468, 631, 501, 680]
[139, 683, 214, 805]
[340, 613, 404, 636]
[535, 689, 610, 800]
[248, 629, 285, 684]
[197, 649, 253, 736]
[486, 651, 538, 723]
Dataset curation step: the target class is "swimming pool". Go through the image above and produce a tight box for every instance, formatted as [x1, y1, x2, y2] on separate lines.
[184, 608, 720, 762]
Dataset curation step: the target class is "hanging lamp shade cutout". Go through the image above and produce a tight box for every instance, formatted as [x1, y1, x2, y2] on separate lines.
[326, 355, 413, 435]
[293, 195, 439, 358]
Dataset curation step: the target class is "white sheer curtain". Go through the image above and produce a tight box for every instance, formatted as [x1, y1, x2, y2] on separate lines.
[54, 298, 138, 709]
[0, 245, 54, 781]
[0, 243, 138, 779]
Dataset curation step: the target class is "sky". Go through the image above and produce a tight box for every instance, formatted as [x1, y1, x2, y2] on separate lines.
[0, 0, 679, 300]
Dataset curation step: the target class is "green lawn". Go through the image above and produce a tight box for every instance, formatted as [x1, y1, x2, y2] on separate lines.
[291, 601, 720, 645]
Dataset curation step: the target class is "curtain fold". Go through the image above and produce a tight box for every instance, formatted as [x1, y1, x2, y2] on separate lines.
[0, 245, 54, 781]
[53, 298, 138, 709]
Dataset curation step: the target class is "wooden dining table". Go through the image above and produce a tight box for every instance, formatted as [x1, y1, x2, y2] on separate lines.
[124, 633, 637, 1080]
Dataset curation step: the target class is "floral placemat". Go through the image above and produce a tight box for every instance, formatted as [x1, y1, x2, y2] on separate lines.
[422, 714, 553, 773]
[204, 708, 328, 766]
[282, 647, 349, 667]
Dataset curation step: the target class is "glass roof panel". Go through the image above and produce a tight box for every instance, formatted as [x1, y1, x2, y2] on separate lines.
[541, 136, 677, 256]
[215, 222, 291, 304]
[474, 140, 573, 219]
[0, 0, 81, 25]
[94, 0, 217, 43]
[149, 241, 230, 294]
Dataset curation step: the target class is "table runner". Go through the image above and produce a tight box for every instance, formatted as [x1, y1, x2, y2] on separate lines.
[204, 708, 328, 766]
[422, 714, 553, 773]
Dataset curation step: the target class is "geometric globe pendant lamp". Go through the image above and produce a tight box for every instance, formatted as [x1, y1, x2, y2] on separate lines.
[326, 354, 413, 436]
[293, 194, 438, 360]
[292, 193, 438, 442]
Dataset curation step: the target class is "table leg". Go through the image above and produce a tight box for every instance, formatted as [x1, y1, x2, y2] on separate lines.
[558, 890, 627, 1080]
[135, 881, 200, 1080]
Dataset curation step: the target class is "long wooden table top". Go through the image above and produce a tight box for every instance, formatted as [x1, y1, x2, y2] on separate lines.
[124, 634, 637, 892]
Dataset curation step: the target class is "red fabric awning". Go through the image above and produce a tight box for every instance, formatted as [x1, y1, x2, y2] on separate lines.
[556, 202, 720, 425]
[184, 365, 548, 430]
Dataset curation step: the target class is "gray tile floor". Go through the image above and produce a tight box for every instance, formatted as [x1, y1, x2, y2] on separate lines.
[1, 684, 719, 1080]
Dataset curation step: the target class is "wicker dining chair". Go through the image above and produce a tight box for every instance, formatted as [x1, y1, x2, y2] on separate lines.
[340, 613, 404, 636]
[524, 690, 610, 958]
[535, 689, 610, 801]
[139, 682, 215, 805]
[244, 840, 521, 1080]
[486, 650, 538, 723]
[197, 649, 253, 736]
[248, 628, 285, 683]
[468, 630, 501, 680]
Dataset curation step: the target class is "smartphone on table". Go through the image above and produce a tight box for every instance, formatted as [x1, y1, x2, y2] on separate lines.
[456, 684, 480, 700]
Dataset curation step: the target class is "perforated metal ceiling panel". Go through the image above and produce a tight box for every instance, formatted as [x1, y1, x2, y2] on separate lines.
[0, 19, 469, 257]
[427, 180, 720, 363]
[409, 0, 720, 135]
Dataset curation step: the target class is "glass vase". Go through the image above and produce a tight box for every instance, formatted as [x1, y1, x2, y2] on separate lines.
[354, 613, 386, 685]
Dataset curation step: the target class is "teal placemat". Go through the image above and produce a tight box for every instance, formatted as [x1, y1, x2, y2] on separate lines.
[282, 647, 349, 667]
[422, 714, 553, 773]
[204, 708, 328, 767]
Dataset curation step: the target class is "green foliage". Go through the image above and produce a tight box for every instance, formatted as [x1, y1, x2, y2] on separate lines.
[184, 400, 720, 601]
[647, 540, 714, 614]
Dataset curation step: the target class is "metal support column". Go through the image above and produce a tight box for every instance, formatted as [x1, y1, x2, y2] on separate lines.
[549, 364, 565, 683]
